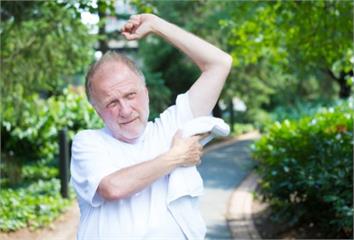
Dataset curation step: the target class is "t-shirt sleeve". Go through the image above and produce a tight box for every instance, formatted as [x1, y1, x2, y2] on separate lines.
[160, 91, 194, 128]
[175, 91, 195, 127]
[70, 130, 116, 207]
[154, 92, 196, 142]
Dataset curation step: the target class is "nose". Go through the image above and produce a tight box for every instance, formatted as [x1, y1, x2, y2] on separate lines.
[119, 99, 133, 118]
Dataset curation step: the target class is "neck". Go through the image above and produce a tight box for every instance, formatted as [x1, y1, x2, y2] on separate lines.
[104, 126, 145, 144]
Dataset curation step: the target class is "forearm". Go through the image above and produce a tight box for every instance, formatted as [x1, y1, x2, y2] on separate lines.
[98, 151, 179, 201]
[150, 15, 232, 116]
[98, 133, 203, 201]
[150, 16, 232, 72]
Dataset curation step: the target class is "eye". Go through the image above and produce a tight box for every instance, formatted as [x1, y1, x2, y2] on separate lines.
[106, 100, 119, 109]
[127, 92, 137, 99]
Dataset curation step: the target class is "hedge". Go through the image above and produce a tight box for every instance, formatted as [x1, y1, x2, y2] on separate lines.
[252, 100, 353, 237]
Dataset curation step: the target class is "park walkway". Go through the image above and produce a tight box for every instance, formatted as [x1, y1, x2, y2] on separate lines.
[199, 131, 260, 239]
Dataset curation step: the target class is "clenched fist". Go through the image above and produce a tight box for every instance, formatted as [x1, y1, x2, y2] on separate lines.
[121, 14, 158, 40]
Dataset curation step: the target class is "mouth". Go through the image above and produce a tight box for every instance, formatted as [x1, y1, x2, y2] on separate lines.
[120, 117, 138, 125]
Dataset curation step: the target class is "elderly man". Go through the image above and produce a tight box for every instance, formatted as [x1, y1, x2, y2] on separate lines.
[70, 14, 232, 239]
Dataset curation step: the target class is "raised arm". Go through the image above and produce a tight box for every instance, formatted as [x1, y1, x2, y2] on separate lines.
[122, 14, 232, 117]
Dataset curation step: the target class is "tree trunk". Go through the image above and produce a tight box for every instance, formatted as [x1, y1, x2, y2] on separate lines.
[327, 69, 353, 99]
[228, 100, 235, 132]
[98, 0, 108, 53]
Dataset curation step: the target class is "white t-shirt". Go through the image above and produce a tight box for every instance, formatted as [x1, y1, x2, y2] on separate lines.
[70, 93, 197, 240]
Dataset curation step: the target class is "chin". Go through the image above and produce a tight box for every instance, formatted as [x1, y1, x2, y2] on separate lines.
[120, 135, 140, 143]
[120, 128, 144, 143]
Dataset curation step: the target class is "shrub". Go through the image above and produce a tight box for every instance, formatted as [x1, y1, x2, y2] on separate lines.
[1, 87, 103, 185]
[271, 98, 335, 122]
[252, 100, 353, 237]
[0, 179, 74, 232]
[233, 123, 255, 136]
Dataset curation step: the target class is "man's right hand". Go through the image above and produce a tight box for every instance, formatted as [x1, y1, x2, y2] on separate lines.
[121, 14, 158, 40]
[168, 131, 204, 167]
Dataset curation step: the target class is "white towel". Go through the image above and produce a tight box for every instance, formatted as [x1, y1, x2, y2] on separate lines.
[167, 116, 230, 239]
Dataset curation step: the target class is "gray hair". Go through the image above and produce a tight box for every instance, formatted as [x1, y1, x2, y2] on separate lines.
[85, 51, 145, 104]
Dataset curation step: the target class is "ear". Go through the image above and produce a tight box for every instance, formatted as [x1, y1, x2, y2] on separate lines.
[144, 86, 149, 101]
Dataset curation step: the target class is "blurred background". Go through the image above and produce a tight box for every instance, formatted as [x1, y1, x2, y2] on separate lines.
[1, 0, 353, 239]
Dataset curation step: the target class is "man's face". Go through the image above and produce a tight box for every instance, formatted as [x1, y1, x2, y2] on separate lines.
[91, 62, 149, 143]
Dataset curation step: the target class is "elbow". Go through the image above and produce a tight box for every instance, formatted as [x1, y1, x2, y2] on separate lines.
[98, 178, 126, 201]
[223, 53, 233, 71]
[202, 53, 233, 73]
[211, 53, 232, 73]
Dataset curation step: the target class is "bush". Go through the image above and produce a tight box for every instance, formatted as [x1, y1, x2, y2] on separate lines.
[0, 179, 74, 232]
[271, 98, 335, 122]
[1, 87, 103, 185]
[0, 87, 102, 232]
[233, 123, 256, 136]
[252, 100, 353, 237]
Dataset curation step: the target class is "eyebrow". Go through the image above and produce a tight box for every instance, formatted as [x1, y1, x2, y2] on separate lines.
[104, 88, 138, 104]
[123, 91, 137, 97]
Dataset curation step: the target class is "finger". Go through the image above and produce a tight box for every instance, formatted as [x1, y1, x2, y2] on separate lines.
[126, 19, 139, 28]
[121, 24, 132, 33]
[121, 32, 139, 40]
[197, 132, 210, 140]
[128, 19, 140, 26]
[191, 133, 208, 142]
[130, 15, 140, 21]
[125, 22, 133, 30]
[171, 130, 182, 146]
[122, 20, 137, 32]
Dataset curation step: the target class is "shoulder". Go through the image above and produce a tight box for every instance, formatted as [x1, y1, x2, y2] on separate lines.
[72, 129, 107, 149]
[73, 129, 105, 141]
[71, 129, 110, 165]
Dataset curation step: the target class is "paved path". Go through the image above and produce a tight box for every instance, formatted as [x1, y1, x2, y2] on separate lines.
[199, 133, 258, 239]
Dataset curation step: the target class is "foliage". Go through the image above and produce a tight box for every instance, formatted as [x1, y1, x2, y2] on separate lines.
[22, 164, 59, 183]
[1, 87, 103, 185]
[232, 123, 255, 136]
[0, 85, 100, 232]
[222, 0, 353, 101]
[131, 0, 352, 127]
[0, 1, 96, 120]
[252, 101, 353, 237]
[132, 0, 207, 104]
[143, 70, 171, 120]
[0, 179, 74, 232]
[271, 98, 336, 122]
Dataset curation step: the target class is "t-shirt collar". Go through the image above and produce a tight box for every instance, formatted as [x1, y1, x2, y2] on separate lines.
[102, 125, 148, 145]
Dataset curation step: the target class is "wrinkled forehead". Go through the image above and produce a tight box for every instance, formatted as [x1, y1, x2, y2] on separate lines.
[91, 62, 143, 92]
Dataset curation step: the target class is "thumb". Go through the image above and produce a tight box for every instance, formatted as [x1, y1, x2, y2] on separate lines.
[173, 130, 183, 139]
[171, 130, 183, 145]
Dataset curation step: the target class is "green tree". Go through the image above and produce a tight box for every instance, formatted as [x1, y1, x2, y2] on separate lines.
[1, 1, 96, 121]
[1, 1, 98, 178]
[222, 0, 353, 101]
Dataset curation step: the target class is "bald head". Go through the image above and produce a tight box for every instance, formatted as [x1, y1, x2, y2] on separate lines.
[85, 51, 145, 105]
